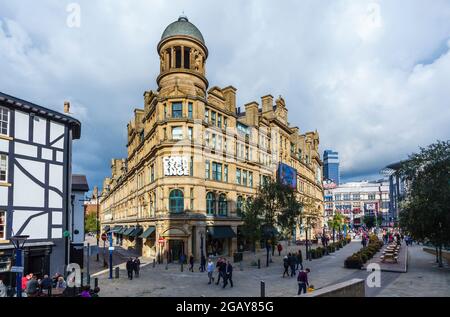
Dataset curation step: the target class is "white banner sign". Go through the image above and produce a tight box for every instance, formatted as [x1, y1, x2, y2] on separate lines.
[164, 157, 189, 176]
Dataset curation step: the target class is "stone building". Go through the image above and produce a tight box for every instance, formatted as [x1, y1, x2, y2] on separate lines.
[100, 16, 324, 261]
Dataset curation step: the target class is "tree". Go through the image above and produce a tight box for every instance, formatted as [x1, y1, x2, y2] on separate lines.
[328, 213, 345, 242]
[242, 178, 303, 252]
[398, 140, 450, 267]
[363, 215, 382, 229]
[85, 212, 97, 233]
[240, 198, 263, 252]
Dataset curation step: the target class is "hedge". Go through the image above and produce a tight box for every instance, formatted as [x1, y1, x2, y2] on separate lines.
[344, 236, 383, 269]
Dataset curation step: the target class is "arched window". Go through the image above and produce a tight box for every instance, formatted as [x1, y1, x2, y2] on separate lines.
[206, 192, 216, 215]
[169, 189, 184, 214]
[218, 194, 228, 216]
[236, 196, 243, 217]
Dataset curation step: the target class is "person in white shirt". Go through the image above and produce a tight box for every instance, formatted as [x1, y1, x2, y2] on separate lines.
[207, 259, 215, 285]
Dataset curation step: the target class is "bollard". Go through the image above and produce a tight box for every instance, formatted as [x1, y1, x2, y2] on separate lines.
[115, 266, 120, 279]
[94, 278, 98, 288]
[261, 280, 265, 297]
[153, 259, 156, 268]
[258, 259, 261, 269]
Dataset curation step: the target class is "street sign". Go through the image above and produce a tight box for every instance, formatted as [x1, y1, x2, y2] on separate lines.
[158, 237, 165, 244]
[101, 233, 107, 241]
[11, 266, 24, 273]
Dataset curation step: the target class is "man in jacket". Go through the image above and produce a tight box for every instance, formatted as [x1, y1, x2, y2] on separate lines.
[215, 258, 225, 285]
[40, 274, 53, 296]
[223, 261, 233, 288]
[133, 257, 141, 277]
[126, 258, 134, 280]
[26, 275, 39, 297]
[297, 268, 310, 295]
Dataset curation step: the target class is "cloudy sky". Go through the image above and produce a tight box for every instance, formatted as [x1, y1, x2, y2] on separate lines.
[1, 0, 450, 189]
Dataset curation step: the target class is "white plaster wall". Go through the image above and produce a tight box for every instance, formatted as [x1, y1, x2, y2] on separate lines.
[16, 158, 45, 182]
[15, 142, 37, 158]
[0, 186, 8, 205]
[12, 210, 48, 239]
[52, 228, 62, 239]
[49, 164, 63, 190]
[49, 189, 62, 208]
[14, 111, 29, 141]
[13, 165, 45, 207]
[50, 121, 64, 149]
[52, 211, 62, 225]
[0, 139, 8, 152]
[56, 151, 63, 163]
[32, 116, 47, 145]
[42, 148, 53, 160]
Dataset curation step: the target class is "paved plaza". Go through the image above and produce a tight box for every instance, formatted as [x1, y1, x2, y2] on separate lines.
[91, 240, 448, 297]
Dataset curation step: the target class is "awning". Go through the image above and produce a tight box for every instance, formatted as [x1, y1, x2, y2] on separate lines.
[139, 227, 156, 239]
[122, 227, 136, 236]
[110, 225, 123, 233]
[117, 227, 127, 234]
[129, 227, 143, 237]
[207, 226, 236, 239]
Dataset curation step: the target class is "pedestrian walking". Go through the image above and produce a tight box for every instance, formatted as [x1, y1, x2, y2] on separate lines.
[277, 243, 283, 256]
[223, 261, 233, 288]
[215, 258, 226, 285]
[189, 255, 194, 272]
[133, 257, 141, 277]
[282, 255, 289, 278]
[297, 268, 310, 295]
[288, 253, 296, 277]
[207, 259, 215, 284]
[200, 255, 206, 272]
[0, 279, 7, 297]
[126, 257, 134, 280]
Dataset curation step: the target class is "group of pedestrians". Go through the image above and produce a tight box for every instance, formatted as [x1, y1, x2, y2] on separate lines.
[126, 257, 141, 280]
[206, 257, 233, 288]
[282, 251, 303, 278]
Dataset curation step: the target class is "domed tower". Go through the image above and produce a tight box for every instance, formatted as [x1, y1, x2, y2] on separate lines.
[157, 16, 208, 97]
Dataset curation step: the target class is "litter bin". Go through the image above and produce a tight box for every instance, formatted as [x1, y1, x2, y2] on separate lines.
[233, 252, 243, 263]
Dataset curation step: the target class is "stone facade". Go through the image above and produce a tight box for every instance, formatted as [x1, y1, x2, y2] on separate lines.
[100, 16, 324, 261]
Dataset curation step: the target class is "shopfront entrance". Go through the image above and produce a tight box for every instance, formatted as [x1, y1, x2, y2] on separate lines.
[168, 240, 185, 263]
[206, 226, 236, 257]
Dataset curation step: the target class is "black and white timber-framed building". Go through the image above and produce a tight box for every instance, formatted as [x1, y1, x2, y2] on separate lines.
[0, 91, 81, 282]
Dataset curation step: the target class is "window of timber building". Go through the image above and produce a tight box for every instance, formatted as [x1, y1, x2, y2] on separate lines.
[0, 210, 5, 240]
[0, 154, 7, 182]
[206, 192, 216, 215]
[0, 107, 9, 136]
[172, 102, 183, 118]
[169, 189, 184, 214]
[218, 194, 227, 216]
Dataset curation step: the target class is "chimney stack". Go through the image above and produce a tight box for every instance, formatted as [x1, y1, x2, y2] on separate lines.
[64, 101, 70, 114]
[261, 95, 273, 113]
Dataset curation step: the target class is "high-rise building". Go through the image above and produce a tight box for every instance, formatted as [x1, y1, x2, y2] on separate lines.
[323, 150, 340, 185]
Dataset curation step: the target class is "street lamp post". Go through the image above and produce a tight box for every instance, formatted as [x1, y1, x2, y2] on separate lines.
[10, 235, 29, 298]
